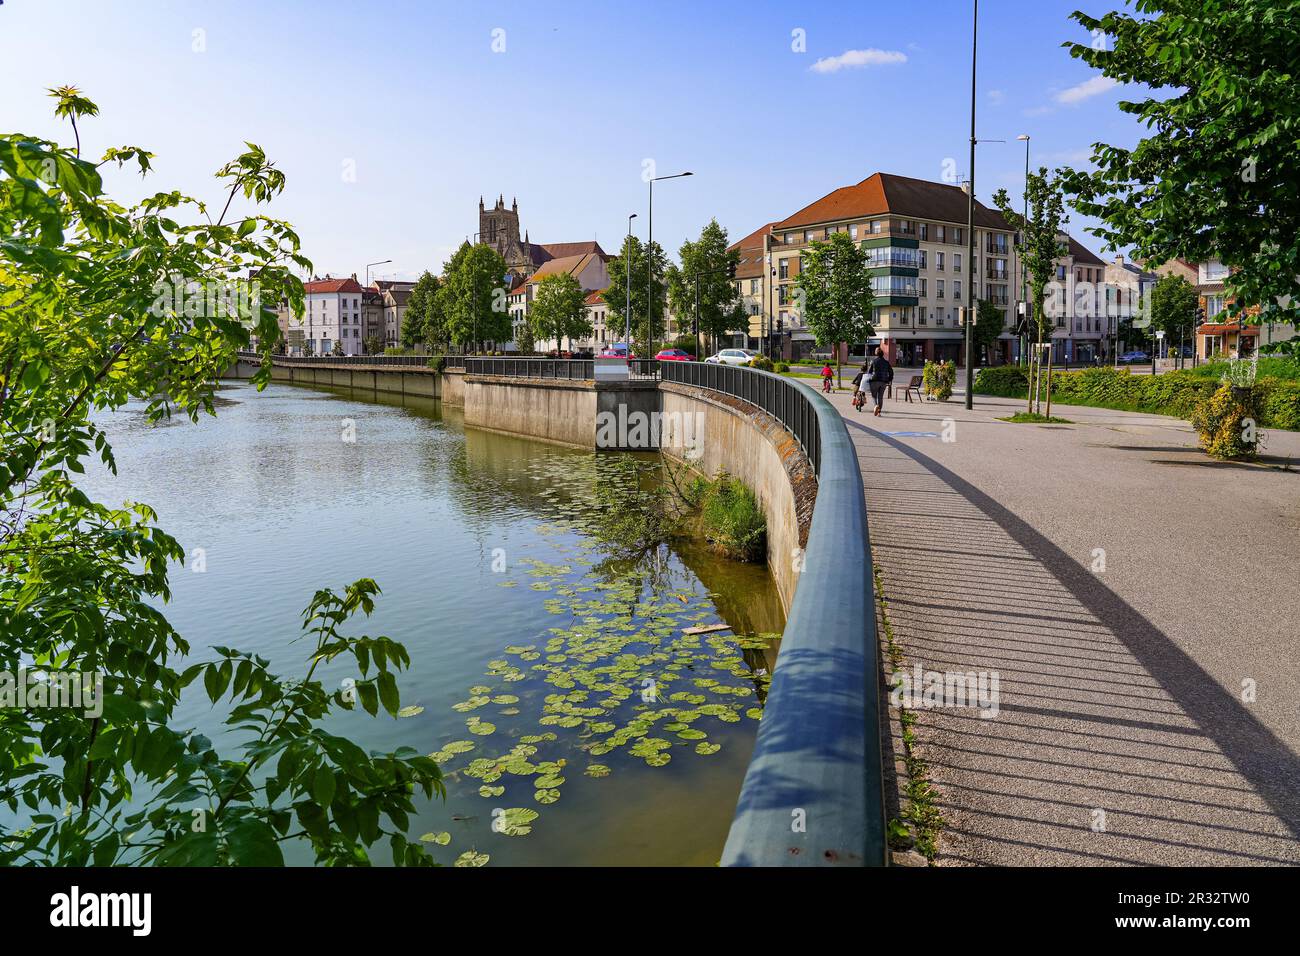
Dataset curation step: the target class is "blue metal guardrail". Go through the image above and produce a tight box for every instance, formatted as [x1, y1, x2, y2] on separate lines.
[236, 351, 465, 369]
[668, 364, 885, 867]
[463, 356, 661, 381]
[659, 360, 822, 477]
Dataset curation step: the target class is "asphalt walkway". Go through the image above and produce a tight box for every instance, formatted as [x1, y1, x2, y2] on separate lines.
[830, 383, 1300, 865]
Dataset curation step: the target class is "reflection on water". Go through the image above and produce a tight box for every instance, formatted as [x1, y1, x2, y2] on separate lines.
[75, 381, 784, 866]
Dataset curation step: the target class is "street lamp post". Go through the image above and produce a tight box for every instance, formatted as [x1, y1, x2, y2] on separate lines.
[963, 0, 980, 410]
[469, 232, 482, 354]
[363, 260, 391, 353]
[647, 171, 692, 357]
[1016, 134, 1030, 368]
[625, 213, 637, 353]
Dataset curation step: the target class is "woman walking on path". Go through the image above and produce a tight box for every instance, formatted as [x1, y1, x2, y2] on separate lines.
[867, 347, 893, 417]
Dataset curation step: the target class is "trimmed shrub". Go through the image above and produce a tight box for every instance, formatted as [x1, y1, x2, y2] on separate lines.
[774, 361, 790, 373]
[1190, 383, 1264, 459]
[427, 355, 446, 373]
[747, 355, 776, 372]
[923, 360, 956, 401]
[974, 364, 1300, 431]
[973, 365, 1029, 397]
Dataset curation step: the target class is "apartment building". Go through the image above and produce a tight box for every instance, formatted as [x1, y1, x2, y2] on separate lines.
[287, 276, 366, 356]
[373, 279, 415, 348]
[728, 222, 776, 349]
[739, 172, 1016, 365]
[507, 251, 610, 352]
[1044, 237, 1109, 364]
[1104, 254, 1157, 354]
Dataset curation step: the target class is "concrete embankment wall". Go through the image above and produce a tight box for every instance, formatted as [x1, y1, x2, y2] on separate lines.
[659, 382, 815, 613]
[225, 360, 465, 403]
[462, 377, 599, 448]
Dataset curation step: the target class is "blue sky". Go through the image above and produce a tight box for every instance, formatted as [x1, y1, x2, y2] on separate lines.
[1, 0, 1142, 281]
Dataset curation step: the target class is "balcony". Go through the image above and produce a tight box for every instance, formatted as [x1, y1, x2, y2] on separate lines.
[865, 249, 922, 270]
[985, 237, 1010, 256]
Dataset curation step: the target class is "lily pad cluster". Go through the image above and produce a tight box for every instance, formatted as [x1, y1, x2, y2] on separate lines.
[424, 453, 782, 863]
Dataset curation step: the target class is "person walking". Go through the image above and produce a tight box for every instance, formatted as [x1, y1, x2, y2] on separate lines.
[867, 346, 893, 417]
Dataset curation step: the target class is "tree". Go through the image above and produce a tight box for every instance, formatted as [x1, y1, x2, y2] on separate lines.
[972, 298, 1007, 366]
[0, 91, 441, 866]
[793, 230, 875, 384]
[438, 242, 511, 351]
[666, 219, 745, 355]
[1149, 273, 1198, 367]
[363, 334, 382, 356]
[529, 272, 590, 353]
[401, 270, 443, 350]
[603, 235, 669, 351]
[1059, 1, 1300, 327]
[994, 169, 1067, 411]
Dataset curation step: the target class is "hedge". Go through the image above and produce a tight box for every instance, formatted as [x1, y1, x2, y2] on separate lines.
[973, 365, 1300, 431]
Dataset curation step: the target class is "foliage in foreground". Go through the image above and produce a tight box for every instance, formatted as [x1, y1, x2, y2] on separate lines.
[683, 473, 767, 563]
[0, 91, 439, 865]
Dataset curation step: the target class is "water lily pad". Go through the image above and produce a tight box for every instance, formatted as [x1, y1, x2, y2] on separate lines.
[397, 705, 425, 718]
[420, 831, 451, 846]
[534, 788, 560, 804]
[496, 807, 539, 836]
[695, 742, 721, 755]
[479, 785, 505, 798]
[584, 764, 611, 778]
[454, 850, 490, 867]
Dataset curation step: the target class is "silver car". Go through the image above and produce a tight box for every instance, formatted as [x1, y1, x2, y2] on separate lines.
[705, 348, 758, 366]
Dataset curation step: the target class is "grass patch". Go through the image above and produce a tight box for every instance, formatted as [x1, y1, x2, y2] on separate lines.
[683, 472, 766, 562]
[998, 412, 1073, 424]
[875, 564, 943, 862]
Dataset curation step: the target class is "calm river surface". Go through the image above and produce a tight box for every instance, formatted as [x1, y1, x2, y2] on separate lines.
[78, 380, 785, 866]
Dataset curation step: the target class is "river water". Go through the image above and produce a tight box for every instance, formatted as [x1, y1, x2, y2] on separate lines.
[77, 380, 785, 866]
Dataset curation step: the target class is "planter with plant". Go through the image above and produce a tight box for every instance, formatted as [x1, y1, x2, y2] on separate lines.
[922, 360, 956, 401]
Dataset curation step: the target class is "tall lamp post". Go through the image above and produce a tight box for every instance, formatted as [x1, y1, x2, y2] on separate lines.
[1016, 135, 1030, 367]
[647, 171, 692, 357]
[963, 0, 980, 410]
[625, 213, 637, 351]
[363, 260, 391, 353]
[468, 232, 482, 354]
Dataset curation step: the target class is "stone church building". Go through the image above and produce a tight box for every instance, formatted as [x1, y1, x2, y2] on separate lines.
[479, 194, 607, 281]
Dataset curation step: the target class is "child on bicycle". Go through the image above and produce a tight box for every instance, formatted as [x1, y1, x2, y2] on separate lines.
[820, 363, 834, 393]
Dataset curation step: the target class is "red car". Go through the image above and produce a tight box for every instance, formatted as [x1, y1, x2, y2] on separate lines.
[654, 348, 694, 362]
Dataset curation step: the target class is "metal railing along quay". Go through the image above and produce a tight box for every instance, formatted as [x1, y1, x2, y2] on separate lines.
[660, 360, 822, 477]
[661, 362, 884, 867]
[234, 351, 465, 369]
[463, 356, 661, 381]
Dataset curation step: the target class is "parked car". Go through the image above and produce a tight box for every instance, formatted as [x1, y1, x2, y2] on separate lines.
[654, 348, 693, 362]
[705, 348, 757, 366]
[1119, 350, 1150, 363]
[598, 343, 637, 360]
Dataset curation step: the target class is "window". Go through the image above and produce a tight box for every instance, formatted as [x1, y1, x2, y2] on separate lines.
[954, 253, 962, 274]
[804, 230, 815, 242]
[870, 220, 884, 235]
[784, 232, 793, 243]
[953, 280, 962, 300]
[936, 280, 946, 299]
[918, 309, 928, 326]
[918, 250, 928, 269]
[1205, 294, 1225, 318]
[936, 225, 946, 243]
[779, 259, 789, 280]
[750, 279, 758, 294]
[919, 278, 927, 297]
[936, 252, 945, 271]
[850, 224, 859, 238]
[919, 223, 928, 241]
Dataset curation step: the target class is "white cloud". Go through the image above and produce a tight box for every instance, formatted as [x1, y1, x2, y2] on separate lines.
[988, 89, 1006, 105]
[810, 48, 908, 74]
[1055, 75, 1118, 105]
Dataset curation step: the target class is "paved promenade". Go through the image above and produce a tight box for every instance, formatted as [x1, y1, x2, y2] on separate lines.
[828, 383, 1300, 865]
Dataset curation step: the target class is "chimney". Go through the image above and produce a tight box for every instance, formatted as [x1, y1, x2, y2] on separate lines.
[960, 181, 971, 195]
